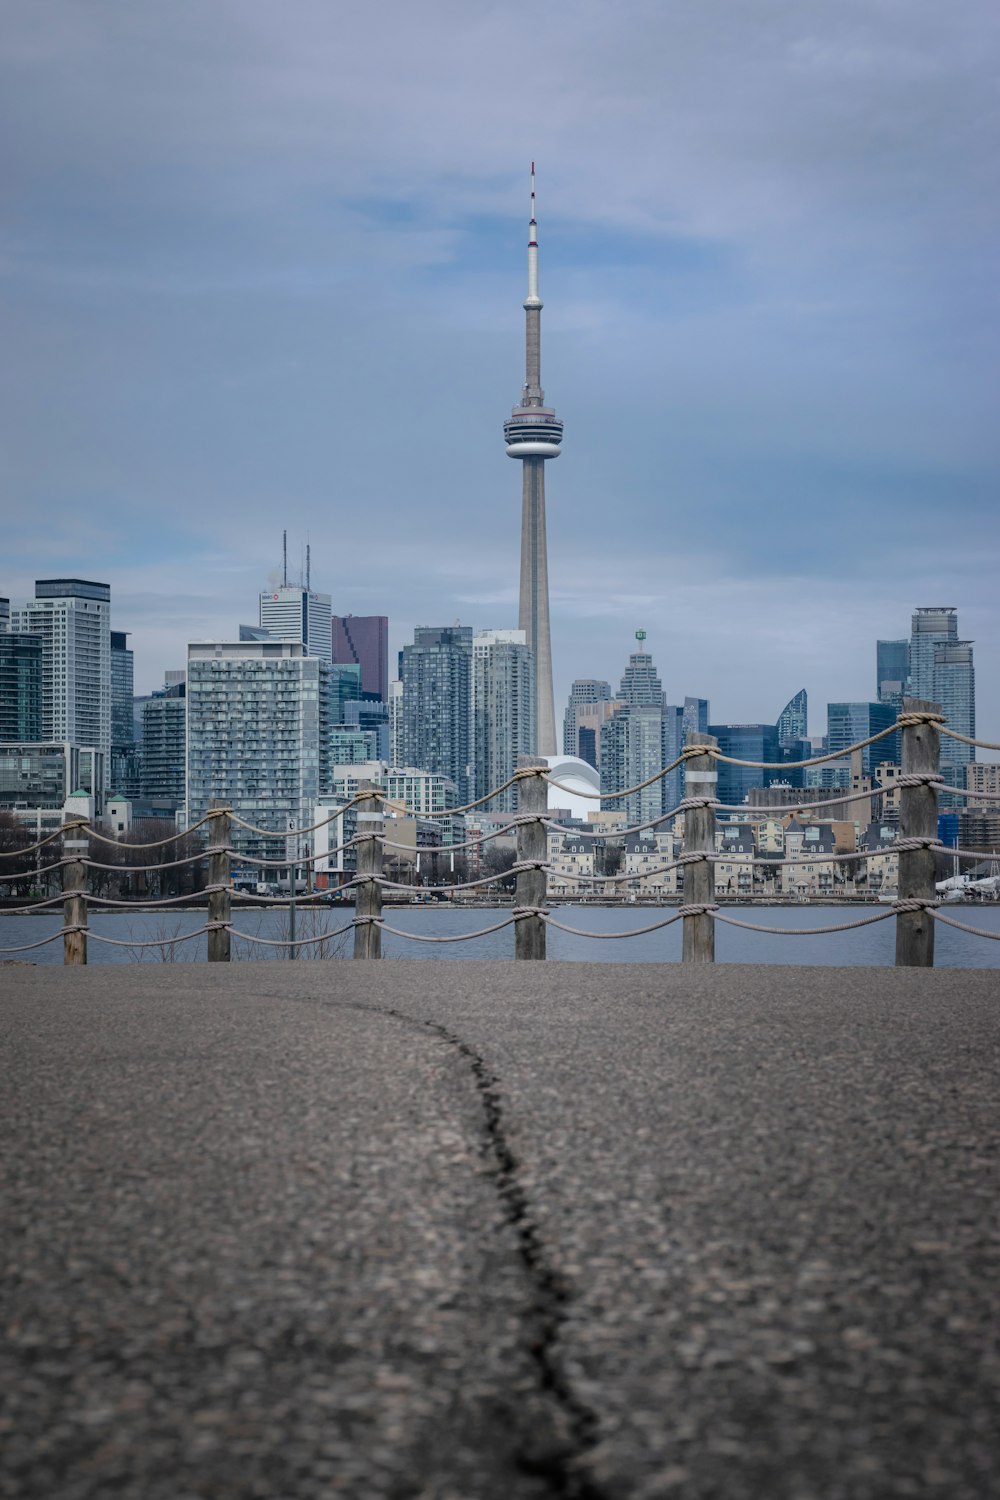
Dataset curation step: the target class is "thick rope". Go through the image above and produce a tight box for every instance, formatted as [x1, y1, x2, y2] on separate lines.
[540, 910, 686, 938]
[85, 926, 213, 949]
[0, 859, 66, 883]
[713, 908, 895, 936]
[0, 929, 71, 954]
[938, 725, 1000, 752]
[371, 914, 519, 943]
[932, 910, 1000, 939]
[228, 923, 356, 947]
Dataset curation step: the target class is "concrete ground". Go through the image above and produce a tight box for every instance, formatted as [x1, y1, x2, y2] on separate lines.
[2, 961, 998, 1499]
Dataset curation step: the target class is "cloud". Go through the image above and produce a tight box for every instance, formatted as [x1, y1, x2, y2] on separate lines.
[0, 0, 997, 738]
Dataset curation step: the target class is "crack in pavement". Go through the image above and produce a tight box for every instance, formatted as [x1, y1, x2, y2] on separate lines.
[343, 999, 611, 1500]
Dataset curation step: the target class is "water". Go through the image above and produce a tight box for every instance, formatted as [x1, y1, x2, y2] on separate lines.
[2, 903, 999, 966]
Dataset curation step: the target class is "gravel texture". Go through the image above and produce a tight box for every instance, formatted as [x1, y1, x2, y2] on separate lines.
[2, 961, 998, 1499]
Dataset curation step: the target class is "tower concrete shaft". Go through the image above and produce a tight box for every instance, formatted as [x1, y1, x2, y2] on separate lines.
[504, 164, 562, 756]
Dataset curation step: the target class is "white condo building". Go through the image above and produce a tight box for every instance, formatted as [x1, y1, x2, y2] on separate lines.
[12, 579, 111, 790]
[186, 639, 329, 856]
[472, 628, 535, 812]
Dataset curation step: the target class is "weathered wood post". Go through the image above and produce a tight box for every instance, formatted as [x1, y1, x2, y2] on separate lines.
[207, 802, 231, 963]
[353, 792, 383, 959]
[62, 824, 89, 966]
[895, 698, 942, 968]
[682, 732, 718, 964]
[515, 762, 548, 960]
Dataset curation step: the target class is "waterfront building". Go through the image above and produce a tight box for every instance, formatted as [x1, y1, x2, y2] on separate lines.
[400, 626, 473, 804]
[141, 678, 186, 805]
[472, 629, 535, 812]
[0, 627, 42, 741]
[259, 585, 333, 662]
[504, 166, 563, 755]
[186, 640, 329, 858]
[332, 615, 389, 701]
[562, 679, 613, 759]
[12, 579, 112, 787]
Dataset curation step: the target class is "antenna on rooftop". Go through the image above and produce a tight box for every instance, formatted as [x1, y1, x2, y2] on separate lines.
[306, 543, 311, 592]
[282, 530, 288, 587]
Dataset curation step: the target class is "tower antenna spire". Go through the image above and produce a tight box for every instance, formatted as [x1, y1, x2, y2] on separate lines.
[282, 529, 287, 588]
[503, 162, 563, 757]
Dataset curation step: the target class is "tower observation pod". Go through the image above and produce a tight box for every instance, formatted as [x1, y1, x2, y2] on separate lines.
[504, 164, 562, 756]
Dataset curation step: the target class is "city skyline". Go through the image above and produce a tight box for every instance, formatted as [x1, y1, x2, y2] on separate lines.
[2, 3, 998, 736]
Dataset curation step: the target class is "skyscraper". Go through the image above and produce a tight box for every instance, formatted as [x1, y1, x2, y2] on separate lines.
[110, 630, 141, 796]
[876, 640, 909, 706]
[332, 615, 389, 701]
[472, 629, 535, 812]
[504, 166, 563, 756]
[0, 626, 42, 742]
[12, 579, 112, 787]
[562, 678, 613, 759]
[400, 626, 473, 804]
[186, 640, 330, 858]
[909, 607, 975, 779]
[259, 586, 333, 662]
[776, 689, 808, 748]
[600, 645, 676, 826]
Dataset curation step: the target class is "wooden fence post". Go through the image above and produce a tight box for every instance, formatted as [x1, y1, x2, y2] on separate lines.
[682, 733, 718, 964]
[207, 803, 231, 962]
[353, 793, 383, 959]
[895, 697, 941, 968]
[62, 826, 89, 966]
[515, 765, 547, 960]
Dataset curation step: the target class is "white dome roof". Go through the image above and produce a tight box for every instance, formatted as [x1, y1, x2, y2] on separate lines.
[541, 755, 601, 820]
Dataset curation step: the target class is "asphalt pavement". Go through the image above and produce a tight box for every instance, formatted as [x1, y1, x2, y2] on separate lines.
[2, 960, 998, 1499]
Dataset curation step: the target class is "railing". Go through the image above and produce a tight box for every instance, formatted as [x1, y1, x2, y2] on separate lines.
[1, 699, 998, 966]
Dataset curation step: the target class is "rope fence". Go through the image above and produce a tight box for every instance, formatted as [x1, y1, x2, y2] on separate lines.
[1, 701, 997, 966]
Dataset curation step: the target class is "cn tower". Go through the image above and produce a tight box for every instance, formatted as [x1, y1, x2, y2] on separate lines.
[504, 163, 563, 757]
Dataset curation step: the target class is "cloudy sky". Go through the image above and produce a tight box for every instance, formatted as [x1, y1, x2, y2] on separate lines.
[2, 0, 998, 737]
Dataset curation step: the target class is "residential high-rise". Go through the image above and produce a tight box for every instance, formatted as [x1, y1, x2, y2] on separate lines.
[332, 615, 389, 701]
[777, 689, 808, 748]
[110, 630, 141, 796]
[186, 640, 330, 857]
[388, 679, 404, 767]
[909, 607, 975, 780]
[400, 626, 473, 804]
[562, 678, 613, 760]
[12, 579, 112, 787]
[259, 586, 333, 662]
[600, 645, 677, 826]
[142, 677, 186, 805]
[504, 165, 563, 756]
[473, 629, 535, 812]
[0, 626, 42, 742]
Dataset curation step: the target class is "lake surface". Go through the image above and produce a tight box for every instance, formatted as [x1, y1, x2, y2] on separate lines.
[2, 903, 999, 966]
